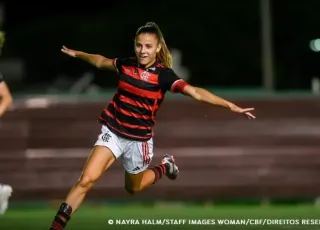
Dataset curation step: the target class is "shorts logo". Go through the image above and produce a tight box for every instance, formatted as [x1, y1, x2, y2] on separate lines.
[101, 132, 111, 142]
[132, 166, 141, 172]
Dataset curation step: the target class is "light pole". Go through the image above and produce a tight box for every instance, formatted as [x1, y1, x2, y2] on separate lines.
[260, 0, 275, 91]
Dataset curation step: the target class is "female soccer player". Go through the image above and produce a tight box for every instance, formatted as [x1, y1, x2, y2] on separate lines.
[49, 22, 255, 230]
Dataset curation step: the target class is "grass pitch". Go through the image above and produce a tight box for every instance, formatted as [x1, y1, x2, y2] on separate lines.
[0, 204, 319, 230]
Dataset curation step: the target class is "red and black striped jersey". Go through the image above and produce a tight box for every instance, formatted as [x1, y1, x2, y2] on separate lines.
[98, 57, 188, 141]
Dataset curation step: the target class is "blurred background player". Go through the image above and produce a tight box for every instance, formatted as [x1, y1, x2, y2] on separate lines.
[0, 31, 12, 117]
[0, 30, 13, 215]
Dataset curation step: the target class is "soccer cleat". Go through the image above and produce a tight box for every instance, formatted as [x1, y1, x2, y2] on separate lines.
[161, 154, 179, 180]
[0, 184, 13, 215]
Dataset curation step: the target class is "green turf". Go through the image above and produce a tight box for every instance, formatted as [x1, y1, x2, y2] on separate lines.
[1, 205, 320, 230]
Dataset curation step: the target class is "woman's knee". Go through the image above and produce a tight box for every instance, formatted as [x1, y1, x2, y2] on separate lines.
[77, 174, 96, 191]
[75, 146, 116, 192]
[124, 184, 142, 195]
[124, 172, 144, 195]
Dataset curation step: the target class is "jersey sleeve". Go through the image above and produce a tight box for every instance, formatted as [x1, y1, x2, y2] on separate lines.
[159, 69, 188, 93]
[112, 57, 135, 73]
[0, 72, 3, 83]
[112, 58, 125, 73]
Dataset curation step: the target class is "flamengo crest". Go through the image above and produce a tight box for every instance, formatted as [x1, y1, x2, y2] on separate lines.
[140, 71, 150, 81]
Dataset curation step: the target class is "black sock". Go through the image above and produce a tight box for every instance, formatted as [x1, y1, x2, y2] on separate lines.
[151, 163, 170, 184]
[50, 202, 72, 230]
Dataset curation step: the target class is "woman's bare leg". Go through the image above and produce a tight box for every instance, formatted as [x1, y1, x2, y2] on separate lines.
[49, 146, 116, 230]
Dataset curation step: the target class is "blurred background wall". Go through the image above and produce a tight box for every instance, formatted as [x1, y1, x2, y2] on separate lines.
[0, 0, 320, 204]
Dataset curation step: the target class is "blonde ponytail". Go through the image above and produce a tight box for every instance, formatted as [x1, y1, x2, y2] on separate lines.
[157, 37, 173, 68]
